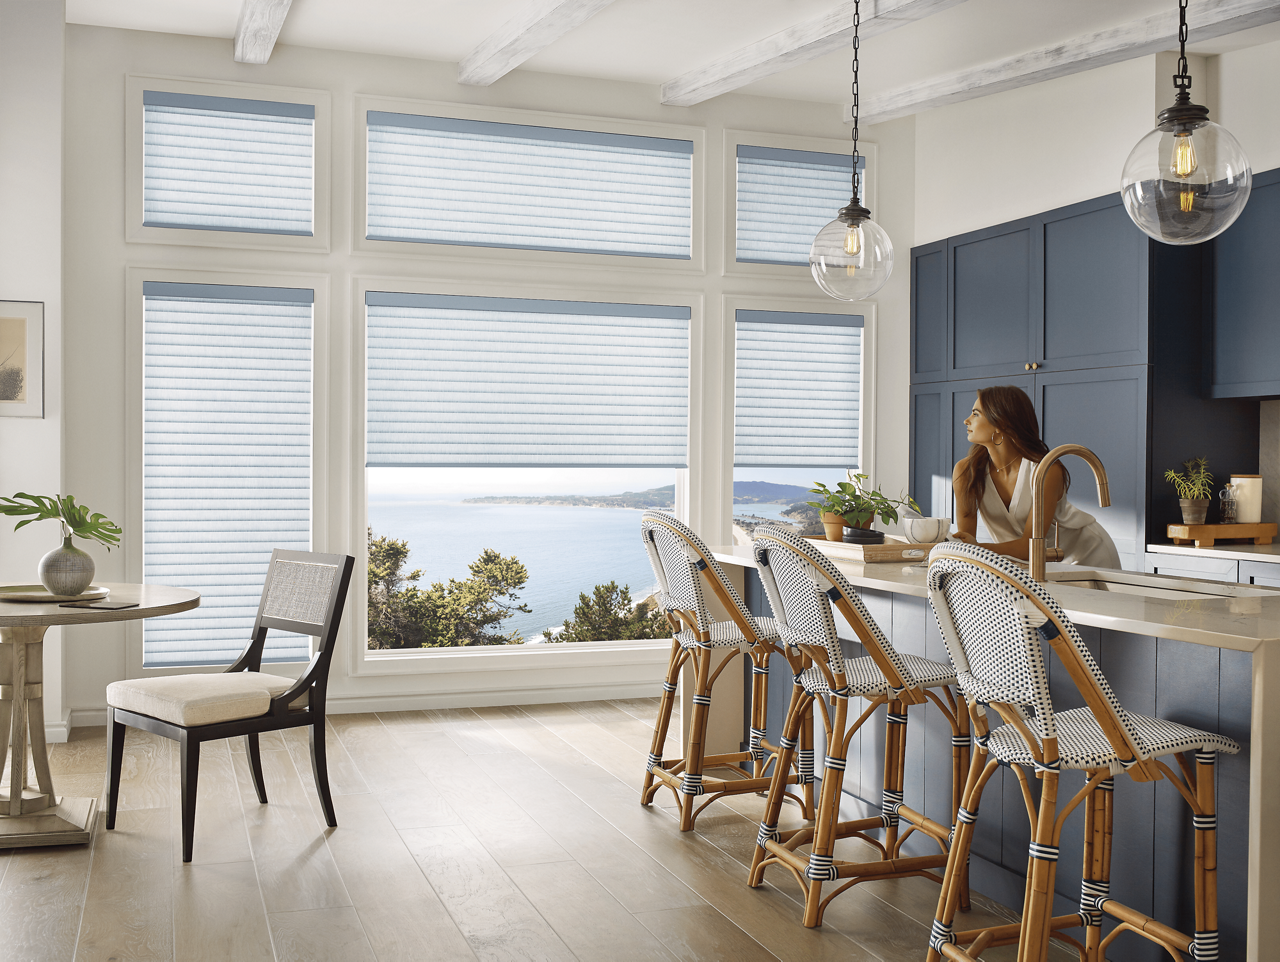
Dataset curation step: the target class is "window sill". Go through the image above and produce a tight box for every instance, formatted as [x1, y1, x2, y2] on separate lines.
[355, 637, 671, 676]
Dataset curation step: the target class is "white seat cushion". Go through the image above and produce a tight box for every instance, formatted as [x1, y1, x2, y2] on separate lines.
[106, 672, 295, 727]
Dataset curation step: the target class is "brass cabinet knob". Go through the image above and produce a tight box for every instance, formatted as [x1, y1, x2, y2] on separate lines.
[1030, 362, 1041, 370]
[1025, 363, 1031, 370]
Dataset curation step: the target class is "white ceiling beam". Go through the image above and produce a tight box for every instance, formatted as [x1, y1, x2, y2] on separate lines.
[458, 0, 620, 86]
[234, 0, 293, 65]
[853, 0, 1280, 126]
[660, 0, 969, 107]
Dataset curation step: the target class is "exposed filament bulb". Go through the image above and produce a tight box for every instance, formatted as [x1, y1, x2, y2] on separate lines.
[1172, 130, 1197, 179]
[844, 223, 863, 256]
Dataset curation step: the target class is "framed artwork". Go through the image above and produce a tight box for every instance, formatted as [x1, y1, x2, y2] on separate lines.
[0, 300, 43, 417]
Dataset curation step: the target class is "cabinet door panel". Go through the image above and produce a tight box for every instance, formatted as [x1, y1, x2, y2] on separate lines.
[1036, 366, 1147, 571]
[911, 241, 948, 383]
[910, 384, 947, 518]
[949, 222, 1035, 379]
[1041, 198, 1148, 370]
[1212, 169, 1280, 397]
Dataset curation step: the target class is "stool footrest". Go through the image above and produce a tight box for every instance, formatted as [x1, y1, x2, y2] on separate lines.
[763, 842, 948, 879]
[1098, 899, 1192, 952]
[893, 802, 952, 844]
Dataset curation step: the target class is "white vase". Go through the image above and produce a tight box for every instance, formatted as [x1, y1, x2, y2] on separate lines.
[39, 535, 95, 596]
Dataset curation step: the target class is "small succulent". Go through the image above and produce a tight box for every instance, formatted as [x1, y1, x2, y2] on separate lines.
[0, 492, 122, 549]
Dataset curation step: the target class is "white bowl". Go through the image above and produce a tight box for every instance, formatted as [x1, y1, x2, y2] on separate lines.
[902, 517, 950, 544]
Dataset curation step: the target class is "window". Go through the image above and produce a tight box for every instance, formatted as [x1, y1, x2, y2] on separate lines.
[366, 112, 693, 258]
[142, 282, 313, 667]
[365, 292, 689, 649]
[143, 91, 315, 235]
[736, 145, 863, 265]
[732, 309, 863, 541]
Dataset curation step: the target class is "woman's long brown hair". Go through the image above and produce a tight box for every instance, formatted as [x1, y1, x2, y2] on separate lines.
[956, 385, 1069, 510]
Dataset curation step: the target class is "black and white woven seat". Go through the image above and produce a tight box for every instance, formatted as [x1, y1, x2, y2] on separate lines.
[925, 541, 1240, 962]
[747, 525, 971, 929]
[639, 511, 813, 831]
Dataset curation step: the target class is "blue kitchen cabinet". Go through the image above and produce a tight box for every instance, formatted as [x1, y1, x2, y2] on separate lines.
[910, 239, 947, 383]
[1210, 166, 1280, 398]
[947, 218, 1038, 380]
[909, 382, 947, 518]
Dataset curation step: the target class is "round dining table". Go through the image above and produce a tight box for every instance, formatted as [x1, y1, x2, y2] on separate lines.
[0, 582, 199, 847]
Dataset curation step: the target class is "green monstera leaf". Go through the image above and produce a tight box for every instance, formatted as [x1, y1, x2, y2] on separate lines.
[0, 492, 122, 549]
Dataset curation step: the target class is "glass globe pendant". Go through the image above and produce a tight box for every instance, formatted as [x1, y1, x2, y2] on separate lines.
[809, 0, 893, 301]
[1120, 0, 1251, 245]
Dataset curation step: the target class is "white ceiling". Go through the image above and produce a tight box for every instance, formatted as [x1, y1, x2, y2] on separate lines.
[64, 0, 1280, 107]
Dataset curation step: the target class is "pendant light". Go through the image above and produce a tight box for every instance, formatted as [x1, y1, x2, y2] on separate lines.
[810, 0, 893, 301]
[1120, 0, 1251, 245]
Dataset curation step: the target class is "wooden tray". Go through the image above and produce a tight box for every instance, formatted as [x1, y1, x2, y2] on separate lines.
[1167, 522, 1277, 548]
[806, 537, 946, 564]
[0, 584, 110, 603]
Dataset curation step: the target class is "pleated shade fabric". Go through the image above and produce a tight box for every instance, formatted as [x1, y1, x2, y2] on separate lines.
[143, 282, 313, 667]
[736, 145, 862, 266]
[734, 310, 862, 468]
[366, 111, 693, 258]
[143, 91, 314, 236]
[366, 292, 689, 467]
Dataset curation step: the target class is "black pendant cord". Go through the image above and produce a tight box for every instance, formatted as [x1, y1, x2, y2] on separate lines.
[1158, 0, 1209, 129]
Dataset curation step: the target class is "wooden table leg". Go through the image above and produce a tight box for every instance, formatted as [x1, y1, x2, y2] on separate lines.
[0, 625, 96, 847]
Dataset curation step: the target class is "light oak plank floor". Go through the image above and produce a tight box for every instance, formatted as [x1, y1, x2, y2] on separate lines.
[0, 701, 1073, 962]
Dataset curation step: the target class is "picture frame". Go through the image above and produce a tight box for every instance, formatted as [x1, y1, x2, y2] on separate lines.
[0, 300, 44, 418]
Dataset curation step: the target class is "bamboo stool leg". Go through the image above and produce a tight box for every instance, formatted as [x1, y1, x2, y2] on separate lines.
[642, 638, 685, 806]
[1193, 751, 1220, 962]
[953, 702, 973, 911]
[678, 647, 713, 831]
[748, 651, 770, 780]
[1016, 769, 1061, 962]
[882, 699, 907, 859]
[748, 686, 811, 887]
[798, 685, 816, 818]
[801, 695, 849, 928]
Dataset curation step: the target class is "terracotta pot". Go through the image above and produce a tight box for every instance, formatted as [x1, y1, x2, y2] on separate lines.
[1179, 498, 1211, 525]
[820, 512, 846, 542]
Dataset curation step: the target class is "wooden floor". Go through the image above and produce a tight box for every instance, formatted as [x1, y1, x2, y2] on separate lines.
[0, 700, 1069, 962]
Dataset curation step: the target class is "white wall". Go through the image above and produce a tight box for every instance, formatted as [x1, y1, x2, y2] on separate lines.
[1216, 37, 1280, 174]
[0, 1, 66, 736]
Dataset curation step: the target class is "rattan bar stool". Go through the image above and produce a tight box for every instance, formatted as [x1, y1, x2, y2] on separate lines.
[925, 541, 1240, 962]
[639, 511, 814, 832]
[747, 525, 971, 928]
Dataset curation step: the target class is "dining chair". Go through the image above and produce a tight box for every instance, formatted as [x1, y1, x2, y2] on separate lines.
[748, 525, 971, 928]
[104, 549, 355, 862]
[640, 511, 814, 832]
[926, 541, 1239, 962]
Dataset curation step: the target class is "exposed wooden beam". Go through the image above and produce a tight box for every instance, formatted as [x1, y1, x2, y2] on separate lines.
[853, 0, 1280, 126]
[234, 0, 293, 65]
[660, 0, 968, 107]
[458, 0, 619, 87]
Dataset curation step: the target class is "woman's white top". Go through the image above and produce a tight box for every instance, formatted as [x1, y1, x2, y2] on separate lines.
[979, 458, 1121, 569]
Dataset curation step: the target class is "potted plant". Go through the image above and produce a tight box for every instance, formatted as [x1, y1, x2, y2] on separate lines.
[1164, 457, 1214, 525]
[0, 492, 122, 596]
[806, 476, 921, 542]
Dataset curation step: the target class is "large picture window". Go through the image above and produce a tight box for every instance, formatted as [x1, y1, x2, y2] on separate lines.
[142, 282, 313, 667]
[366, 112, 693, 258]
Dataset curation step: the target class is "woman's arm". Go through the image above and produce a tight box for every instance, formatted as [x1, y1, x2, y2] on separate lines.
[951, 461, 978, 543]
[963, 462, 1065, 560]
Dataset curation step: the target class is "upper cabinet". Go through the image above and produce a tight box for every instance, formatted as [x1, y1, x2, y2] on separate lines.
[911, 195, 1151, 384]
[1210, 167, 1280, 398]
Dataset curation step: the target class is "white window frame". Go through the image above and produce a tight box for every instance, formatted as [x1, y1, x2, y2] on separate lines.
[354, 95, 706, 275]
[125, 75, 332, 254]
[123, 265, 334, 680]
[721, 129, 877, 281]
[346, 273, 700, 683]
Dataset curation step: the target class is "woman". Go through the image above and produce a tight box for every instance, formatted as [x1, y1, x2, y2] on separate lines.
[950, 385, 1120, 568]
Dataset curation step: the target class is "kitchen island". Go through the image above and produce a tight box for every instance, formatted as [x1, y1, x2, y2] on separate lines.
[711, 545, 1276, 962]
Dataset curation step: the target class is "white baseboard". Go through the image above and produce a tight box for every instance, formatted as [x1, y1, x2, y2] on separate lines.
[45, 711, 73, 744]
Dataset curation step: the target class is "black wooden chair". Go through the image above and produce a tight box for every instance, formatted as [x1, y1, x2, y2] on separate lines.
[105, 549, 355, 862]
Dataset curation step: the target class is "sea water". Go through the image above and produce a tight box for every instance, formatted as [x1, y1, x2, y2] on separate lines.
[367, 500, 660, 641]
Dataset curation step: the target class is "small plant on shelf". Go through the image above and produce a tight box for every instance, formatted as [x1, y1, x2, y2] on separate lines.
[806, 475, 921, 529]
[1163, 457, 1213, 501]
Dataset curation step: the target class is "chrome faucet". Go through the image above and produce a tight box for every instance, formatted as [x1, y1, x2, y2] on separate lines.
[1030, 444, 1111, 582]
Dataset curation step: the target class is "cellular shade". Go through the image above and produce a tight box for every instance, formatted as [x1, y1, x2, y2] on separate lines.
[366, 292, 689, 467]
[736, 145, 863, 266]
[143, 90, 315, 235]
[734, 310, 862, 468]
[143, 282, 313, 667]
[366, 112, 692, 258]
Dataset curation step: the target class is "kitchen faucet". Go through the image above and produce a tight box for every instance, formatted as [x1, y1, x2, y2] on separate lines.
[1030, 444, 1111, 582]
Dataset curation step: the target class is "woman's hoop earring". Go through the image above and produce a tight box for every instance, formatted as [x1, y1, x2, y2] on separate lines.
[994, 434, 1003, 446]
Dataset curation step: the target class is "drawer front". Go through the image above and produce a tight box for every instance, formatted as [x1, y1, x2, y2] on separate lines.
[1239, 559, 1280, 588]
[1145, 553, 1239, 583]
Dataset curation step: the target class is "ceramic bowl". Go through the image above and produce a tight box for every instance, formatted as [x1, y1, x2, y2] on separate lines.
[902, 517, 950, 544]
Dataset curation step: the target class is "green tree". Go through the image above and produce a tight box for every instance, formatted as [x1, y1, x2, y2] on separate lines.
[367, 529, 531, 649]
[552, 582, 670, 643]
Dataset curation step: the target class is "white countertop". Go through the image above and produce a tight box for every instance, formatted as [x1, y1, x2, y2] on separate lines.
[1147, 541, 1280, 564]
[710, 544, 1280, 653]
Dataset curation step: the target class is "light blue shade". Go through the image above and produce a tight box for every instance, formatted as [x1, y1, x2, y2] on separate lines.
[143, 91, 315, 236]
[143, 291, 313, 667]
[366, 292, 690, 467]
[736, 145, 864, 266]
[734, 309, 862, 468]
[365, 111, 692, 258]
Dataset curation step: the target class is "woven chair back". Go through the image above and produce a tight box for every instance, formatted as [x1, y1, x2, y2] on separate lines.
[926, 541, 1140, 756]
[751, 525, 915, 688]
[640, 511, 761, 640]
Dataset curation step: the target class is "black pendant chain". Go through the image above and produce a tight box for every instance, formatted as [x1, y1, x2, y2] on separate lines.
[850, 0, 861, 200]
[1174, 0, 1192, 100]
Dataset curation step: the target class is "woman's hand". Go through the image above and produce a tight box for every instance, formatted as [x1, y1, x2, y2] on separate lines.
[948, 531, 978, 545]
